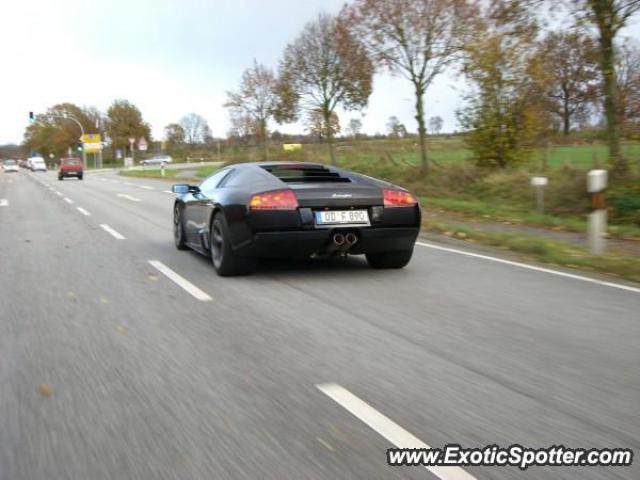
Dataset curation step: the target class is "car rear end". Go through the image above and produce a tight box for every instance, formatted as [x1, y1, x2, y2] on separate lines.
[2, 160, 19, 173]
[237, 164, 420, 259]
[30, 157, 47, 172]
[59, 158, 83, 180]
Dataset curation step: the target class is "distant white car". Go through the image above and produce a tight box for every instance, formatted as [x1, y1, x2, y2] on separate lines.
[141, 155, 173, 166]
[30, 157, 47, 172]
[2, 159, 19, 173]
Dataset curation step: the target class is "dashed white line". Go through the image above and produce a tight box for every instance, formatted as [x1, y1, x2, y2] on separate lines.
[54, 191, 62, 196]
[99, 224, 126, 240]
[148, 260, 213, 301]
[140, 185, 154, 190]
[163, 190, 174, 194]
[0, 199, 8, 207]
[117, 193, 141, 202]
[77, 207, 91, 216]
[316, 383, 477, 480]
[64, 197, 74, 204]
[416, 241, 640, 294]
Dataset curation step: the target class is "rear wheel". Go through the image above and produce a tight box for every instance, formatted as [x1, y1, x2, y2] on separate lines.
[78, 174, 83, 180]
[173, 205, 188, 250]
[210, 213, 256, 276]
[366, 249, 413, 269]
[58, 174, 63, 181]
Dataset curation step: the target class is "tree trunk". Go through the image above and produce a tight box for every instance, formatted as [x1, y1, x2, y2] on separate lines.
[324, 108, 336, 165]
[598, 24, 626, 174]
[414, 85, 428, 175]
[563, 98, 570, 136]
[260, 118, 268, 161]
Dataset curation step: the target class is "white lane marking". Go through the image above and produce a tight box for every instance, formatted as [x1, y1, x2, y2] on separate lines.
[140, 185, 154, 190]
[148, 260, 213, 301]
[64, 197, 74, 204]
[77, 207, 91, 216]
[317, 383, 477, 480]
[0, 199, 8, 207]
[100, 224, 126, 240]
[116, 193, 141, 202]
[163, 190, 174, 194]
[416, 241, 640, 294]
[54, 191, 62, 196]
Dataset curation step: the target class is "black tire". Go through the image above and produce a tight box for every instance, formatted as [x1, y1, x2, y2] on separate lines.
[58, 175, 63, 181]
[173, 205, 188, 250]
[366, 249, 414, 269]
[210, 213, 256, 276]
[78, 174, 83, 180]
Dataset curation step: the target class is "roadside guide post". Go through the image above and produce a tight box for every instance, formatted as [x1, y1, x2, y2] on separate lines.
[587, 169, 607, 255]
[48, 153, 55, 169]
[530, 176, 548, 215]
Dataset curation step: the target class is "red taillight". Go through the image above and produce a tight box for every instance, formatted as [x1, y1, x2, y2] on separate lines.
[383, 189, 417, 207]
[250, 189, 298, 210]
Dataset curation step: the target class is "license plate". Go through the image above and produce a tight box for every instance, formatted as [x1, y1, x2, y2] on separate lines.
[315, 210, 369, 225]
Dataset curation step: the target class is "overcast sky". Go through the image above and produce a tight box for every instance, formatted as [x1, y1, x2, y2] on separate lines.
[1, 0, 638, 145]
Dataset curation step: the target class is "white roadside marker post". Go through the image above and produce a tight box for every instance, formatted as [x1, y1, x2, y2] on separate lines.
[530, 176, 548, 215]
[587, 169, 607, 255]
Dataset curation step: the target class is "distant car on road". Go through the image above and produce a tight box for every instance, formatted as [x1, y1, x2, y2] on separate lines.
[18, 159, 29, 168]
[172, 162, 421, 276]
[141, 155, 172, 166]
[2, 159, 19, 173]
[58, 157, 83, 180]
[30, 157, 47, 172]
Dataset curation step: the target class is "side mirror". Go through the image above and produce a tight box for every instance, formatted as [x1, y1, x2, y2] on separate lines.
[172, 184, 200, 194]
[172, 184, 190, 194]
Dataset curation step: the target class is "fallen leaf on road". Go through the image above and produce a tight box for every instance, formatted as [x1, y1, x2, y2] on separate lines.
[38, 384, 52, 397]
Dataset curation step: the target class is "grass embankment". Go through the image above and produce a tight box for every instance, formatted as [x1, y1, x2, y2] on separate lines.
[425, 220, 640, 283]
[119, 166, 219, 181]
[421, 196, 640, 240]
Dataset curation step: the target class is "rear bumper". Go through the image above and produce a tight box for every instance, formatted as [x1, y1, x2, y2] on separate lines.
[60, 170, 83, 176]
[234, 226, 420, 258]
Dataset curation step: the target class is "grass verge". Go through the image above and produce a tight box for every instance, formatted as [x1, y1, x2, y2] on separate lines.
[425, 220, 640, 283]
[421, 196, 640, 240]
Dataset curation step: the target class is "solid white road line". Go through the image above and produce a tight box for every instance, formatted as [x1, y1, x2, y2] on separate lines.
[140, 185, 154, 190]
[0, 199, 8, 207]
[117, 193, 141, 202]
[100, 224, 126, 240]
[148, 260, 213, 301]
[316, 384, 477, 480]
[77, 207, 91, 216]
[64, 197, 74, 204]
[416, 241, 640, 294]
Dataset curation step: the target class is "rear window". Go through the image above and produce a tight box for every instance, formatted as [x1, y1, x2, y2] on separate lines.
[262, 165, 351, 183]
[4, 160, 17, 165]
[63, 159, 81, 165]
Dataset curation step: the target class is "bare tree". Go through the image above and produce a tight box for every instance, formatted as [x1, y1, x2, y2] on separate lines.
[225, 60, 279, 160]
[276, 12, 373, 164]
[617, 41, 640, 136]
[536, 31, 600, 136]
[180, 113, 210, 146]
[386, 116, 407, 137]
[306, 109, 341, 140]
[570, 0, 640, 173]
[344, 0, 478, 174]
[428, 116, 444, 135]
[347, 118, 363, 139]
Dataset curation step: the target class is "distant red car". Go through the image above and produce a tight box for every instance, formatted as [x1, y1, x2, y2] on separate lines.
[58, 158, 83, 180]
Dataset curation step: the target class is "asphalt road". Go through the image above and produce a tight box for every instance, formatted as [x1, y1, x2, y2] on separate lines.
[1, 169, 638, 480]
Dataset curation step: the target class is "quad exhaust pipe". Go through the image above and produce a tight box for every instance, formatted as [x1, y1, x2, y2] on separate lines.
[332, 233, 345, 246]
[325, 232, 359, 256]
[345, 233, 358, 245]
